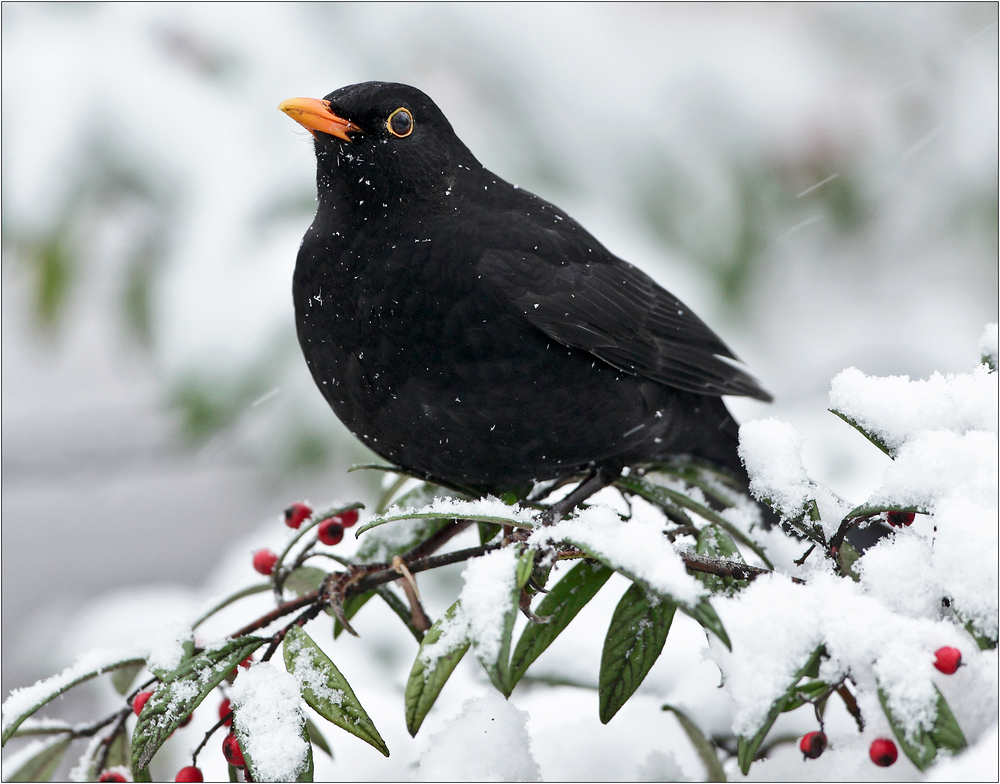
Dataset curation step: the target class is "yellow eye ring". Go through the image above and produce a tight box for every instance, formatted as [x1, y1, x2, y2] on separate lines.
[387, 107, 413, 138]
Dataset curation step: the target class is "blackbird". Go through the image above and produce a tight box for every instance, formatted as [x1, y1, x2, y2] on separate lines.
[279, 82, 772, 501]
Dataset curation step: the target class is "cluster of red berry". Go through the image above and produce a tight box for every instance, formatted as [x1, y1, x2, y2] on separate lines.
[798, 646, 963, 767]
[252, 502, 360, 576]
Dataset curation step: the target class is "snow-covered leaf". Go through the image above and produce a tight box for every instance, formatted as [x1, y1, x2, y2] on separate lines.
[404, 600, 470, 737]
[132, 636, 267, 772]
[507, 562, 613, 697]
[618, 474, 772, 567]
[2, 651, 145, 743]
[599, 582, 676, 724]
[471, 549, 525, 695]
[829, 408, 895, 456]
[878, 684, 967, 771]
[661, 704, 726, 782]
[736, 645, 825, 774]
[357, 497, 536, 537]
[282, 626, 389, 757]
[3, 736, 72, 782]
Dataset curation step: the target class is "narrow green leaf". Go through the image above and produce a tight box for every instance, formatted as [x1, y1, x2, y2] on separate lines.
[149, 638, 197, 681]
[2, 653, 146, 743]
[684, 600, 731, 650]
[374, 585, 426, 643]
[478, 521, 502, 545]
[878, 684, 967, 771]
[662, 704, 726, 782]
[843, 502, 923, 520]
[7, 721, 74, 739]
[515, 549, 536, 590]
[132, 637, 267, 772]
[737, 645, 826, 774]
[111, 661, 145, 696]
[191, 583, 270, 630]
[507, 562, 613, 696]
[837, 541, 861, 582]
[134, 763, 153, 782]
[285, 567, 327, 597]
[105, 728, 130, 770]
[4, 736, 72, 782]
[331, 590, 376, 638]
[358, 508, 533, 537]
[404, 600, 470, 736]
[599, 582, 676, 724]
[228, 763, 238, 782]
[283, 626, 389, 757]
[696, 526, 748, 595]
[829, 409, 894, 457]
[305, 717, 333, 759]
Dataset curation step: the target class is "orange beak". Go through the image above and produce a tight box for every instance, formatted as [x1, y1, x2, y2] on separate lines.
[278, 97, 361, 141]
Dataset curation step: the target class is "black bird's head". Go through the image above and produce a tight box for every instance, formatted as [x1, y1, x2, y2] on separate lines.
[279, 82, 477, 211]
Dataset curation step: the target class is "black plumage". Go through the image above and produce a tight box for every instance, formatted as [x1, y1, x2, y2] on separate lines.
[281, 82, 771, 495]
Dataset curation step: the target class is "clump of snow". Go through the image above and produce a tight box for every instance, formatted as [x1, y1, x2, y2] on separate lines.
[144, 621, 193, 675]
[709, 571, 961, 741]
[829, 365, 998, 453]
[738, 419, 813, 515]
[414, 690, 541, 782]
[635, 749, 689, 781]
[530, 504, 704, 605]
[230, 662, 310, 782]
[418, 606, 472, 671]
[857, 534, 939, 619]
[458, 548, 520, 665]
[737, 419, 847, 537]
[979, 323, 998, 370]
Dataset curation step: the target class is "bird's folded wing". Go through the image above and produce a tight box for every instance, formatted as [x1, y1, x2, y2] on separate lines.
[477, 248, 772, 402]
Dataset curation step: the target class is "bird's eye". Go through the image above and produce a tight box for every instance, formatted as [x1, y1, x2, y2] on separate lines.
[387, 107, 413, 138]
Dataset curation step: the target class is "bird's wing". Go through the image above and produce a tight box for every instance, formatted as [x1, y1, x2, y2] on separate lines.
[477, 245, 772, 401]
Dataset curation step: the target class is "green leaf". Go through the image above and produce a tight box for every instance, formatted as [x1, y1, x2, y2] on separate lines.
[662, 704, 726, 782]
[331, 590, 376, 638]
[696, 526, 749, 595]
[617, 475, 773, 568]
[599, 582, 676, 724]
[506, 562, 613, 697]
[283, 626, 389, 757]
[829, 409, 894, 457]
[843, 502, 923, 520]
[148, 637, 197, 681]
[305, 717, 333, 759]
[737, 645, 826, 774]
[285, 567, 327, 597]
[134, 763, 153, 782]
[7, 721, 74, 739]
[837, 540, 861, 582]
[132, 637, 267, 772]
[479, 521, 502, 545]
[679, 599, 731, 651]
[878, 684, 967, 771]
[111, 661, 145, 696]
[404, 600, 470, 736]
[515, 549, 537, 589]
[374, 585, 426, 643]
[191, 583, 271, 630]
[105, 728, 130, 770]
[4, 736, 72, 782]
[2, 653, 146, 744]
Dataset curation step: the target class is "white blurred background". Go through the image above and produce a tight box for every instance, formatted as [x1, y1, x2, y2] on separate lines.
[2, 2, 997, 775]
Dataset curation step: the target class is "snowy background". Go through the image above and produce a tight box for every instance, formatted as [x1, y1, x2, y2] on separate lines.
[2, 3, 997, 781]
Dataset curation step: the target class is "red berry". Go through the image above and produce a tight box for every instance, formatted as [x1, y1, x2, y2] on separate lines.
[335, 508, 359, 528]
[252, 549, 278, 576]
[869, 737, 898, 767]
[175, 766, 204, 782]
[886, 511, 915, 527]
[284, 502, 312, 529]
[133, 690, 153, 716]
[98, 773, 127, 783]
[219, 697, 233, 726]
[318, 520, 344, 545]
[222, 732, 246, 768]
[799, 730, 827, 759]
[933, 646, 962, 674]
